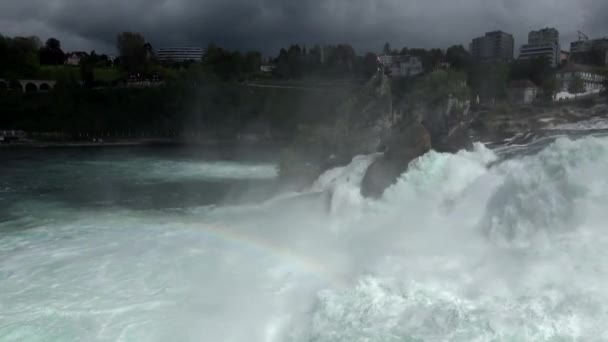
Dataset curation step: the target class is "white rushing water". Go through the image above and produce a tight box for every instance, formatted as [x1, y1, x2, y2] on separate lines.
[545, 117, 608, 131]
[2, 137, 608, 341]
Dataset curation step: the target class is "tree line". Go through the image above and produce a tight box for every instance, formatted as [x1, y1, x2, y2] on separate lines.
[2, 31, 606, 100]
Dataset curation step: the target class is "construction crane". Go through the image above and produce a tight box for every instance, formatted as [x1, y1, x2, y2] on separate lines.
[578, 31, 589, 41]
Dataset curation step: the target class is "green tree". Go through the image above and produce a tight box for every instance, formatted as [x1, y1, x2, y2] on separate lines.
[597, 68, 607, 93]
[361, 53, 379, 78]
[469, 62, 509, 102]
[79, 54, 96, 87]
[509, 57, 552, 86]
[116, 32, 147, 74]
[287, 45, 303, 78]
[330, 44, 356, 76]
[541, 76, 559, 100]
[409, 48, 445, 73]
[275, 48, 291, 78]
[0, 35, 8, 76]
[3, 36, 41, 78]
[244, 51, 262, 74]
[409, 69, 470, 105]
[40, 38, 65, 65]
[203, 44, 246, 81]
[383, 42, 391, 55]
[568, 75, 586, 95]
[445, 45, 472, 71]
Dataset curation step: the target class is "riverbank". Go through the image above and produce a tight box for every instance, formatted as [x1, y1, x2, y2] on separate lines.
[0, 139, 151, 148]
[0, 82, 351, 140]
[0, 136, 290, 149]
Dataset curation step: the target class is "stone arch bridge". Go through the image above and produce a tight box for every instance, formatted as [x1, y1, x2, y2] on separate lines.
[0, 79, 57, 92]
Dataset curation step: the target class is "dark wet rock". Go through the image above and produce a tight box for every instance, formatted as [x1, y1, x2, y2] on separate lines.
[360, 94, 472, 198]
[432, 122, 473, 153]
[320, 154, 352, 173]
[361, 121, 432, 198]
[279, 73, 394, 188]
[331, 73, 393, 158]
[359, 157, 402, 198]
[419, 96, 471, 151]
[279, 72, 482, 195]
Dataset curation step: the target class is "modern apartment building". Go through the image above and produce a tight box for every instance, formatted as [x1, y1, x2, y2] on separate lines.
[156, 47, 204, 63]
[470, 31, 514, 63]
[570, 38, 608, 66]
[528, 28, 559, 45]
[518, 28, 561, 67]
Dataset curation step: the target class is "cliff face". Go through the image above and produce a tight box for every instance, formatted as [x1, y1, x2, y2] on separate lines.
[421, 96, 473, 153]
[279, 71, 474, 196]
[278, 74, 394, 190]
[330, 73, 394, 159]
[360, 96, 472, 197]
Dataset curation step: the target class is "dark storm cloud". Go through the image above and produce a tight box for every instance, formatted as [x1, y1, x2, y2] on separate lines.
[1, 0, 607, 54]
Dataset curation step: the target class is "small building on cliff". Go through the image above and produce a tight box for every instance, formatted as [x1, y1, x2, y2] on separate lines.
[507, 80, 539, 104]
[260, 64, 276, 73]
[378, 54, 423, 78]
[65, 52, 88, 66]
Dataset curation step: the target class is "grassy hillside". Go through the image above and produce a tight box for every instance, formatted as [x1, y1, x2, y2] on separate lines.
[37, 65, 124, 84]
[0, 82, 352, 140]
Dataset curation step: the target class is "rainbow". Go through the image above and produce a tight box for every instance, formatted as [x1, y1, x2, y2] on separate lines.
[181, 222, 348, 288]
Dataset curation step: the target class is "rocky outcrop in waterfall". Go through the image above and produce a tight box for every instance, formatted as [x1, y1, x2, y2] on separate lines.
[279, 70, 474, 196]
[360, 70, 473, 198]
[360, 121, 432, 198]
[360, 95, 472, 197]
[279, 73, 394, 190]
[330, 73, 394, 159]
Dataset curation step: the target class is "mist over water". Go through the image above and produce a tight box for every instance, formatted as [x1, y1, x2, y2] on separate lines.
[2, 137, 608, 341]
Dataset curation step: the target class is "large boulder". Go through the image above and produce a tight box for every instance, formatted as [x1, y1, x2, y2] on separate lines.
[432, 121, 473, 153]
[359, 93, 473, 198]
[361, 121, 432, 198]
[419, 95, 472, 153]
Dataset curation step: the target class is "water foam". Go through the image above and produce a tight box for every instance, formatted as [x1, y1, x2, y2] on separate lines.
[545, 117, 608, 131]
[3, 137, 608, 341]
[298, 136, 608, 341]
[146, 160, 278, 181]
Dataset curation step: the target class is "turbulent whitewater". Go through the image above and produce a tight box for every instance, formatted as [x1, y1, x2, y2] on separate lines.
[2, 137, 608, 341]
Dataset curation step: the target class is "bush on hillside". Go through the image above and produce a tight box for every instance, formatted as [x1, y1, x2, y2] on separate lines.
[408, 69, 470, 106]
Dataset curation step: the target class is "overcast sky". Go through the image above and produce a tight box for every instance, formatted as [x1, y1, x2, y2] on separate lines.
[1, 0, 607, 56]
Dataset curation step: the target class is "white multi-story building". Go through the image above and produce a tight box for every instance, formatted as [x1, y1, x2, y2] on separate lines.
[156, 47, 204, 63]
[518, 28, 560, 67]
[378, 55, 423, 77]
[528, 28, 559, 45]
[519, 44, 560, 67]
[556, 64, 606, 92]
